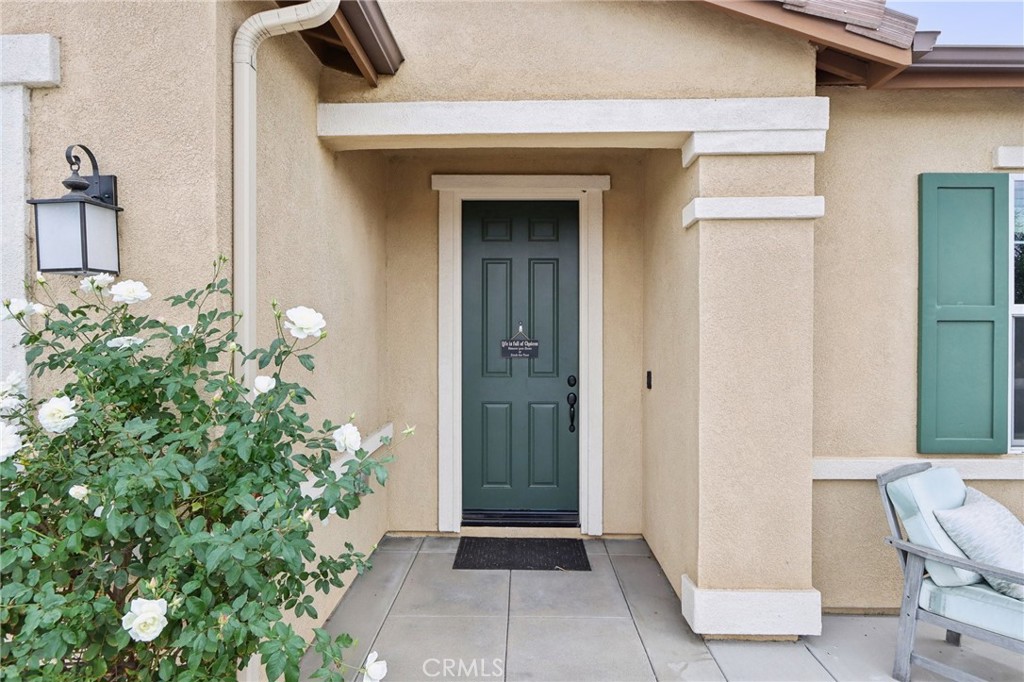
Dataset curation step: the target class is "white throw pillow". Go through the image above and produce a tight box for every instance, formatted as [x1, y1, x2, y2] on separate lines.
[934, 488, 1024, 600]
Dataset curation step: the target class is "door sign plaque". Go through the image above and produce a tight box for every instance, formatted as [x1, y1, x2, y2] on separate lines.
[501, 323, 540, 359]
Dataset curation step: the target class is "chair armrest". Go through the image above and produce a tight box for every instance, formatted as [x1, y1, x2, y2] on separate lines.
[886, 536, 1024, 585]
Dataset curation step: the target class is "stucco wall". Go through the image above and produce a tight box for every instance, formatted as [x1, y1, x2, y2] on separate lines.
[7, 1, 227, 316]
[641, 149, 700, 597]
[322, 0, 814, 103]
[384, 149, 646, 534]
[814, 480, 1024, 611]
[813, 87, 1024, 609]
[815, 87, 1024, 458]
[6, 0, 392, 653]
[237, 2, 391, 642]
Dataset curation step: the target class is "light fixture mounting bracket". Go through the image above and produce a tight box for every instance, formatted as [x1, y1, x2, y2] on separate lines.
[63, 144, 118, 206]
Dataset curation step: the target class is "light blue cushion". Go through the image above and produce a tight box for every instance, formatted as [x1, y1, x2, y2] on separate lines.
[887, 467, 981, 586]
[920, 578, 1024, 641]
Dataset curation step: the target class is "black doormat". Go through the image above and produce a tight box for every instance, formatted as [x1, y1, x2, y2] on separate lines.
[453, 537, 591, 571]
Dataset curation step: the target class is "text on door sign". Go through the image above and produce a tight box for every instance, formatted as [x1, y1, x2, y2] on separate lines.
[500, 339, 540, 358]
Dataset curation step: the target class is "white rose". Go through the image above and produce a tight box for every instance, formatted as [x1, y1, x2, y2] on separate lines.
[1, 371, 23, 393]
[94, 505, 105, 518]
[38, 396, 77, 434]
[2, 298, 42, 320]
[35, 272, 47, 285]
[68, 484, 89, 502]
[0, 422, 23, 462]
[333, 423, 361, 454]
[121, 598, 168, 642]
[106, 336, 145, 349]
[283, 306, 326, 340]
[253, 376, 276, 395]
[0, 372, 25, 416]
[0, 395, 22, 416]
[364, 651, 387, 682]
[80, 273, 115, 294]
[108, 280, 151, 304]
[0, 371, 25, 396]
[301, 508, 314, 525]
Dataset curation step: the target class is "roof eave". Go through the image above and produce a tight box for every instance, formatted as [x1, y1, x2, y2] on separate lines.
[697, 0, 912, 67]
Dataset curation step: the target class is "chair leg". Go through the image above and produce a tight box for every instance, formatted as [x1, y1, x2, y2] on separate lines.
[893, 554, 926, 682]
[945, 630, 961, 647]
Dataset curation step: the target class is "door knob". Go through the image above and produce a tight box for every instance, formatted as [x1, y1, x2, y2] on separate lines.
[567, 374, 577, 387]
[567, 392, 577, 433]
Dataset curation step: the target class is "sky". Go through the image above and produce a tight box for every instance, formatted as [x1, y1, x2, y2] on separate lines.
[887, 1, 1024, 45]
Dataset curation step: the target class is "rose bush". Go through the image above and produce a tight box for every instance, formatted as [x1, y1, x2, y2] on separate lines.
[0, 261, 399, 681]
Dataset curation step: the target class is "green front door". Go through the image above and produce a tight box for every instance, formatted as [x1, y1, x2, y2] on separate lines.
[462, 200, 580, 525]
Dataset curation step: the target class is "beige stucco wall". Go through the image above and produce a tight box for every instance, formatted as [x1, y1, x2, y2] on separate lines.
[641, 150, 700, 596]
[384, 149, 646, 534]
[7, 1, 227, 315]
[642, 152, 820, 598]
[814, 480, 1024, 611]
[322, 0, 814, 103]
[813, 87, 1024, 609]
[815, 87, 1024, 458]
[239, 3, 391, 642]
[6, 0, 392, 652]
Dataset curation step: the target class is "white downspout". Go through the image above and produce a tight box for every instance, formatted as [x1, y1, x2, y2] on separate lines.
[233, 0, 341, 385]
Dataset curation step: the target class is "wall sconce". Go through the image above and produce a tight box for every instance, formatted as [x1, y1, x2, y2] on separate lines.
[27, 145, 122, 276]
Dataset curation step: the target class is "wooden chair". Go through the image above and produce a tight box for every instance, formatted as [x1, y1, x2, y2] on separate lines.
[877, 463, 1024, 682]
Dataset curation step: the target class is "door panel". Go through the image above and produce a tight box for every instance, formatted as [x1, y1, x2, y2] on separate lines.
[462, 200, 579, 519]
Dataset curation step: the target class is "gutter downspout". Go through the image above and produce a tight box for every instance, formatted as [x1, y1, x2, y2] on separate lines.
[233, 0, 341, 385]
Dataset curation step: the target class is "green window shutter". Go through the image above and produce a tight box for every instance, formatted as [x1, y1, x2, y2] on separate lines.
[919, 173, 1010, 454]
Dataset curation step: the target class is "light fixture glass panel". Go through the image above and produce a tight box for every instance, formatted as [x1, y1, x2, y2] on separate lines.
[35, 202, 84, 272]
[84, 203, 119, 273]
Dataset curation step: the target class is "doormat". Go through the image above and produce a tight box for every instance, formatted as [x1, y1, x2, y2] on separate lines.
[453, 537, 591, 571]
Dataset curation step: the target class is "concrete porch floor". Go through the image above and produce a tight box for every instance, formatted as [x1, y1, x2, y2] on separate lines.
[299, 536, 1023, 681]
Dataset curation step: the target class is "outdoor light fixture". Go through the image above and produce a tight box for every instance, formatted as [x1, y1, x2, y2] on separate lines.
[27, 145, 122, 276]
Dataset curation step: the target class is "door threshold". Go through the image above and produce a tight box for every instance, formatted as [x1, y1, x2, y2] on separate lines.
[462, 510, 579, 527]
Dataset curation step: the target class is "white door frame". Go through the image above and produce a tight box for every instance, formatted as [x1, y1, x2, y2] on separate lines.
[433, 174, 609, 535]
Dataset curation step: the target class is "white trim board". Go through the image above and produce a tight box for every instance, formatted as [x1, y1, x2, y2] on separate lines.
[319, 97, 829, 151]
[0, 34, 60, 86]
[434, 174, 607, 536]
[682, 196, 825, 228]
[0, 34, 60, 391]
[993, 146, 1024, 169]
[681, 130, 826, 168]
[813, 457, 1024, 481]
[681, 575, 822, 637]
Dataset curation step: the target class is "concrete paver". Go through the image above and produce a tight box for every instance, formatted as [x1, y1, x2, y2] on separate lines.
[805, 614, 1024, 682]
[389, 552, 510, 618]
[302, 535, 1024, 682]
[506, 616, 656, 682]
[610, 554, 725, 682]
[510, 554, 631, 619]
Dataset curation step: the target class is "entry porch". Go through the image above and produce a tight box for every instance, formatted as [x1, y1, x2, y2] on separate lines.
[298, 535, 1023, 681]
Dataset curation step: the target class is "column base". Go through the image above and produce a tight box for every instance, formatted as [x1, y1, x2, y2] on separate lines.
[681, 575, 822, 637]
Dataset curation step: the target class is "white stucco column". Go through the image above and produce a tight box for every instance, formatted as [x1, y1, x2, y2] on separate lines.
[0, 34, 60, 378]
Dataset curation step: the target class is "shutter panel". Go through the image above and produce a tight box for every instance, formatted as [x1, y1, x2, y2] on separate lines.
[919, 173, 1009, 454]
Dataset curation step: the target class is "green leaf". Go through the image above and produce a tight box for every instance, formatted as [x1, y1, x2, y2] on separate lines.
[298, 355, 315, 371]
[155, 511, 175, 530]
[81, 520, 104, 538]
[237, 439, 252, 462]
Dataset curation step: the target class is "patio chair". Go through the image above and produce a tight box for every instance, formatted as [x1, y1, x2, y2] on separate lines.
[877, 463, 1024, 682]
